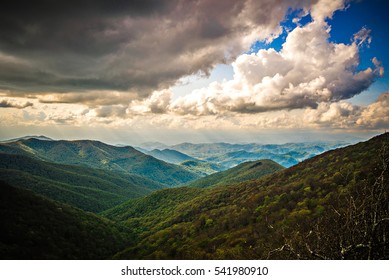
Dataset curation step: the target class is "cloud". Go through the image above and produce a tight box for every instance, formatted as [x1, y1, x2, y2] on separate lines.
[1, 0, 386, 134]
[301, 92, 389, 130]
[92, 105, 128, 118]
[310, 0, 345, 21]
[303, 101, 361, 128]
[37, 91, 137, 106]
[0, 99, 33, 109]
[130, 90, 173, 114]
[0, 0, 314, 99]
[353, 27, 372, 47]
[357, 92, 389, 129]
[169, 17, 383, 115]
[2, 90, 387, 132]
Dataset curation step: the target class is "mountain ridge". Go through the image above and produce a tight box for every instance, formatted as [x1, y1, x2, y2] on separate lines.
[145, 148, 198, 164]
[0, 152, 165, 212]
[0, 138, 200, 187]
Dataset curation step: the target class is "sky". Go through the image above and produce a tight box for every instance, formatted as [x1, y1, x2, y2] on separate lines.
[0, 0, 388, 145]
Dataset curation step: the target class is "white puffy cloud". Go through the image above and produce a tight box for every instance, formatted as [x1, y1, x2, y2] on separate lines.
[357, 92, 389, 128]
[310, 0, 345, 22]
[303, 101, 361, 128]
[169, 15, 382, 116]
[299, 92, 389, 130]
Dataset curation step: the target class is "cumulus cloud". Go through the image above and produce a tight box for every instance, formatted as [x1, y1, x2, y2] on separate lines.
[130, 90, 173, 114]
[357, 92, 389, 129]
[0, 99, 33, 109]
[169, 15, 383, 115]
[299, 92, 389, 130]
[303, 101, 361, 128]
[310, 0, 345, 21]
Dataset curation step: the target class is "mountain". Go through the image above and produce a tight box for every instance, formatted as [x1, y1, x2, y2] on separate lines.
[146, 149, 198, 164]
[0, 138, 200, 186]
[0, 153, 165, 212]
[0, 181, 130, 259]
[171, 141, 347, 168]
[107, 133, 388, 259]
[186, 159, 284, 189]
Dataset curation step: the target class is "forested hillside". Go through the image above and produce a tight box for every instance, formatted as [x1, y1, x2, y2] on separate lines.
[187, 159, 284, 189]
[0, 138, 200, 186]
[109, 133, 388, 259]
[0, 153, 165, 212]
[0, 182, 131, 259]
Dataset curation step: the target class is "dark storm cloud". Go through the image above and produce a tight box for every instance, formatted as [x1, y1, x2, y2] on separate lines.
[0, 0, 176, 95]
[0, 0, 170, 54]
[0, 0, 307, 101]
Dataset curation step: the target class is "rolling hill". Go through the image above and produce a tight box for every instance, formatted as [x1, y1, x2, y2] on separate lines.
[0, 181, 131, 259]
[0, 153, 165, 212]
[0, 138, 200, 186]
[186, 159, 284, 189]
[145, 149, 198, 164]
[107, 133, 388, 260]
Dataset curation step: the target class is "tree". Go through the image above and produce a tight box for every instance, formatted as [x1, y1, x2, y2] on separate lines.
[270, 139, 389, 259]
